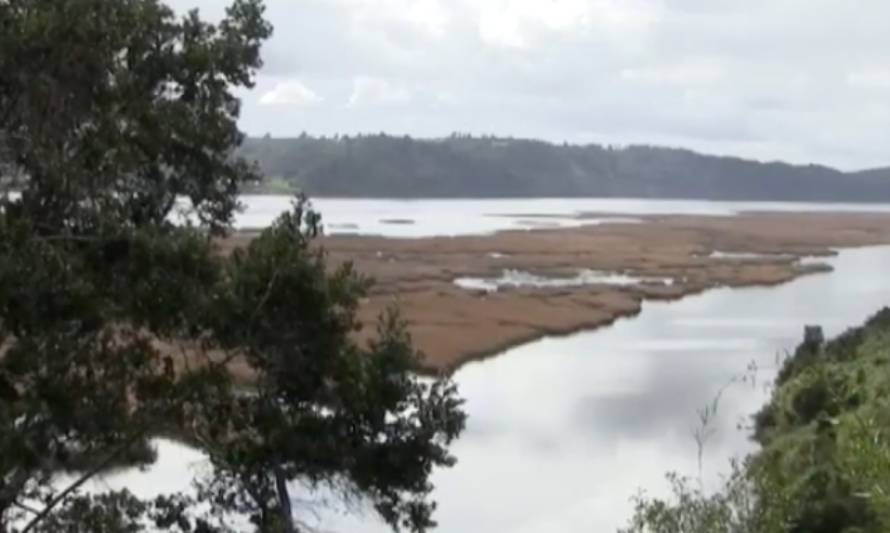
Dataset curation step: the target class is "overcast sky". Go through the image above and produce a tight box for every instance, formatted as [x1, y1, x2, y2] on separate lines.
[168, 0, 890, 170]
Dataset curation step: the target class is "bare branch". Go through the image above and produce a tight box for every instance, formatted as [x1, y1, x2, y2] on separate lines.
[20, 432, 146, 533]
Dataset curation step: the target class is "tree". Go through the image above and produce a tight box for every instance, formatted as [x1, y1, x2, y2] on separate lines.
[0, 1, 465, 532]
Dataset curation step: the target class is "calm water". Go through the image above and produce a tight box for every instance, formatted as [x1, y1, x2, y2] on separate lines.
[310, 245, 890, 533]
[97, 199, 890, 532]
[97, 246, 890, 533]
[236, 195, 890, 237]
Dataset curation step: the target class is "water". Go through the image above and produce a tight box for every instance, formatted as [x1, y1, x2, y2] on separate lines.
[97, 245, 890, 533]
[454, 269, 673, 292]
[314, 245, 890, 533]
[709, 250, 796, 261]
[235, 195, 890, 237]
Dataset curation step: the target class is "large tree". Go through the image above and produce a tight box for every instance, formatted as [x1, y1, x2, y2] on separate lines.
[0, 1, 465, 532]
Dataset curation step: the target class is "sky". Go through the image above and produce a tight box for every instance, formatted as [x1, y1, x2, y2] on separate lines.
[167, 0, 890, 170]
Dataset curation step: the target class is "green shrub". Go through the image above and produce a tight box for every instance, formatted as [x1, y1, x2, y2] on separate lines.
[626, 310, 890, 533]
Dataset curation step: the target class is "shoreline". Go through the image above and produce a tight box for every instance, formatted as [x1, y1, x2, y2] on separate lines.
[238, 191, 890, 204]
[423, 263, 837, 375]
[226, 210, 890, 373]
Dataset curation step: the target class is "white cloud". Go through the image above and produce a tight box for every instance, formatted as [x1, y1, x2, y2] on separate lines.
[167, 0, 890, 170]
[345, 0, 450, 42]
[347, 76, 412, 107]
[477, 4, 527, 48]
[258, 80, 323, 106]
[403, 0, 450, 37]
[475, 0, 656, 48]
[620, 61, 726, 87]
[847, 69, 890, 90]
[436, 91, 458, 105]
[475, 0, 592, 48]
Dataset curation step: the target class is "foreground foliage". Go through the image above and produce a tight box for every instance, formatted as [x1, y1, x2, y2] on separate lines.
[623, 309, 890, 533]
[0, 1, 465, 531]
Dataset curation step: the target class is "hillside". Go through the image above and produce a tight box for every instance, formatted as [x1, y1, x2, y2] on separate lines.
[623, 308, 890, 532]
[238, 134, 890, 201]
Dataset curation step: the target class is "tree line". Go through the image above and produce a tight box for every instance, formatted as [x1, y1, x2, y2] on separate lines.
[240, 134, 890, 201]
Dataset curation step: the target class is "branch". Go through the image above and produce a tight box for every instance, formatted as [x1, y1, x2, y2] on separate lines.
[20, 432, 146, 533]
[31, 234, 106, 243]
[248, 268, 281, 328]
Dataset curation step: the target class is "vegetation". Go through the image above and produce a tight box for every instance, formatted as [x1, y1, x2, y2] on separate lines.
[239, 134, 890, 201]
[0, 1, 465, 532]
[623, 309, 890, 533]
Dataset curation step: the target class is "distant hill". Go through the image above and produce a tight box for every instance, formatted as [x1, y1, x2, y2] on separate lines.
[238, 134, 890, 201]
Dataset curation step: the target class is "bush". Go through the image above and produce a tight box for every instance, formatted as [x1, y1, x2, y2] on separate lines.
[625, 311, 890, 533]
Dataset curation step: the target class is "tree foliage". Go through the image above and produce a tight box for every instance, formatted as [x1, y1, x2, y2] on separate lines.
[0, 1, 465, 531]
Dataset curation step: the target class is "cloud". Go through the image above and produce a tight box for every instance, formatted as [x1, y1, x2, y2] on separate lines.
[166, 0, 890, 170]
[847, 69, 890, 90]
[474, 0, 655, 49]
[347, 76, 412, 107]
[258, 80, 323, 106]
[398, 0, 450, 37]
[620, 61, 726, 87]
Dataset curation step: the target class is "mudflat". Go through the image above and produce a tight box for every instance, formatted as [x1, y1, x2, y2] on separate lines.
[227, 211, 890, 373]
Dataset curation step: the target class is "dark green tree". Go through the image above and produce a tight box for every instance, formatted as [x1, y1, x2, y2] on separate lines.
[0, 1, 465, 532]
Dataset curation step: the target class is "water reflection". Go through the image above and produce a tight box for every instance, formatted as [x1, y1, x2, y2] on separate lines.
[98, 246, 890, 533]
[319, 245, 890, 533]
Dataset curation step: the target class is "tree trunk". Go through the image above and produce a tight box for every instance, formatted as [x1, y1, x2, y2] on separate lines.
[273, 464, 296, 533]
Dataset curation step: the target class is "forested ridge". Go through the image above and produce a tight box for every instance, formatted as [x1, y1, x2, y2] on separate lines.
[240, 134, 890, 201]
